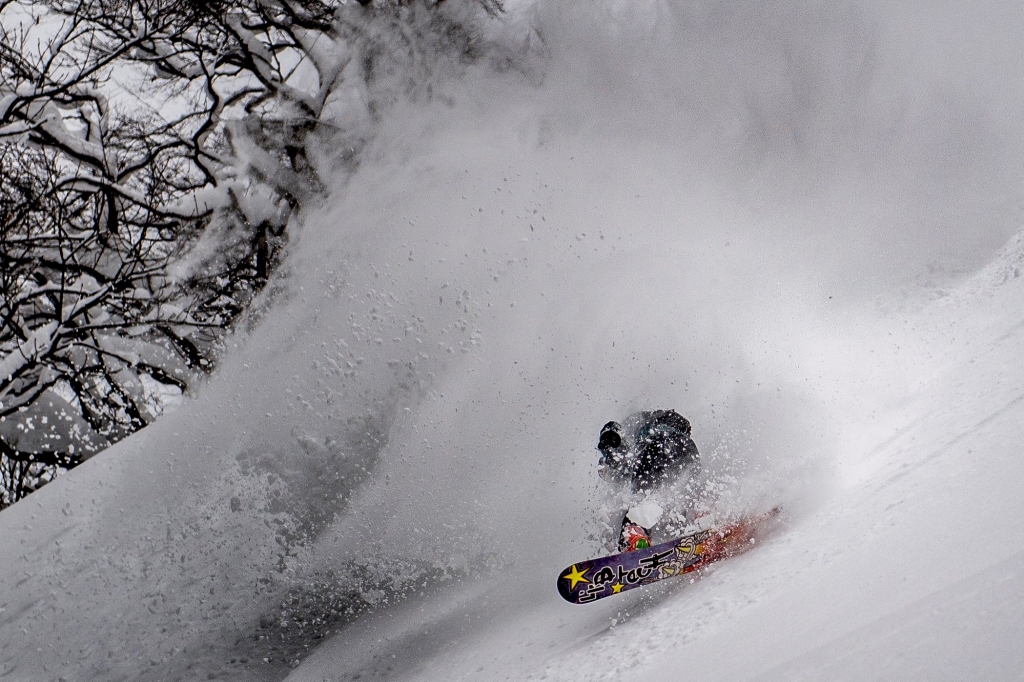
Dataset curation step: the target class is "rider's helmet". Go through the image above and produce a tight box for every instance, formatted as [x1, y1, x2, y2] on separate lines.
[597, 421, 631, 483]
[597, 421, 624, 451]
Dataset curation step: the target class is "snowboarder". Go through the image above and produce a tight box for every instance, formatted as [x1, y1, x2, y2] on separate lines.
[596, 409, 701, 552]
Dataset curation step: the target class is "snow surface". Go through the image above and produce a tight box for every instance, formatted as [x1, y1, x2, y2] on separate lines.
[3, 2, 1024, 681]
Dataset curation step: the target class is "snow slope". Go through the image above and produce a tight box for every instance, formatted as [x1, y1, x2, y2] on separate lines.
[527, 240, 1024, 682]
[3, 2, 1024, 681]
[285, 229, 1024, 682]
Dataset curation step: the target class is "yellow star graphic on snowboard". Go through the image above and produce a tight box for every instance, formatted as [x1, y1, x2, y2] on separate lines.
[611, 582, 624, 593]
[562, 564, 589, 589]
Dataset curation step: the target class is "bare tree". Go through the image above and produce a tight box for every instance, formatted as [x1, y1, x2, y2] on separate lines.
[0, 0, 498, 508]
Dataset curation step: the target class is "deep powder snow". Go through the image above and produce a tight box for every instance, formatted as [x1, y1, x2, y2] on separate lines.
[2, 2, 1024, 681]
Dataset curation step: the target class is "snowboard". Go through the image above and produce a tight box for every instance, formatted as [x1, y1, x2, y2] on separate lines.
[557, 508, 780, 604]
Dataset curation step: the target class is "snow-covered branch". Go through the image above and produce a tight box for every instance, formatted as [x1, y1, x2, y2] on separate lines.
[1, 0, 502, 508]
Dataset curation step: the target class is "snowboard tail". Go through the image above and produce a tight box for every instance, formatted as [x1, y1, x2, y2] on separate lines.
[557, 509, 779, 604]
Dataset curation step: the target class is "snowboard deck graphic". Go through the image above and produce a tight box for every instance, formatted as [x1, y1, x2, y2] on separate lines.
[557, 508, 780, 604]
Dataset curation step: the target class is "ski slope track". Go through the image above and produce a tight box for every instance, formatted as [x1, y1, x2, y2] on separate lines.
[3, 2, 1024, 681]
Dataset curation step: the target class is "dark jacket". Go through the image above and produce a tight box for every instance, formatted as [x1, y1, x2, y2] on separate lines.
[597, 409, 700, 491]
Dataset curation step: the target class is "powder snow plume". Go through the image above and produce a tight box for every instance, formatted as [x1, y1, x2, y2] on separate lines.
[2, 1, 1024, 681]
